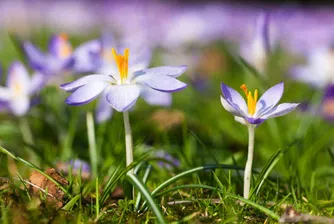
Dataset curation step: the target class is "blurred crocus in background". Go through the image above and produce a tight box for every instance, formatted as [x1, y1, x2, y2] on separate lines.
[291, 46, 334, 88]
[0, 61, 43, 116]
[22, 34, 74, 84]
[239, 13, 271, 74]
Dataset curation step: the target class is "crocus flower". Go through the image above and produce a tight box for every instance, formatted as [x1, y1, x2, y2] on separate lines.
[220, 82, 299, 125]
[78, 35, 173, 123]
[240, 13, 271, 74]
[22, 34, 74, 81]
[60, 48, 187, 112]
[290, 46, 334, 88]
[0, 61, 43, 116]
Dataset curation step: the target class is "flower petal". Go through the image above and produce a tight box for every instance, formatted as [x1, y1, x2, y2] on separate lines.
[255, 82, 284, 117]
[49, 34, 72, 59]
[106, 85, 140, 112]
[221, 83, 248, 115]
[65, 81, 108, 106]
[245, 117, 266, 125]
[261, 103, 299, 119]
[7, 61, 30, 94]
[0, 87, 11, 100]
[234, 116, 246, 125]
[141, 86, 172, 106]
[136, 74, 187, 92]
[220, 96, 246, 117]
[22, 42, 46, 71]
[29, 72, 46, 95]
[132, 65, 187, 79]
[9, 96, 30, 116]
[60, 75, 113, 92]
[72, 40, 101, 73]
[95, 89, 113, 123]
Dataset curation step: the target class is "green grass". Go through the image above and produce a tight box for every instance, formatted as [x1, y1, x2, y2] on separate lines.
[0, 32, 333, 223]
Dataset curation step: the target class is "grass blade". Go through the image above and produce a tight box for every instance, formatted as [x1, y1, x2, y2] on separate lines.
[228, 194, 280, 221]
[135, 164, 152, 211]
[62, 194, 81, 211]
[0, 146, 71, 197]
[127, 174, 166, 224]
[250, 149, 283, 198]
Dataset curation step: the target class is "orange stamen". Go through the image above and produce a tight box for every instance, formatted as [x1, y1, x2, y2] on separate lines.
[112, 48, 129, 83]
[240, 84, 258, 115]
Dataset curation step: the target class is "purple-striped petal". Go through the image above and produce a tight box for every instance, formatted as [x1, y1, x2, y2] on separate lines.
[22, 42, 45, 71]
[245, 117, 266, 125]
[106, 85, 140, 112]
[220, 96, 246, 117]
[221, 83, 248, 115]
[49, 34, 72, 59]
[132, 65, 187, 79]
[262, 103, 299, 119]
[65, 82, 108, 106]
[141, 86, 172, 106]
[95, 89, 113, 123]
[136, 75, 187, 92]
[255, 82, 284, 117]
[60, 75, 113, 92]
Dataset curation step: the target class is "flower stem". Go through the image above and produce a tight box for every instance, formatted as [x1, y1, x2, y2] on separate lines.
[123, 111, 134, 174]
[244, 124, 256, 199]
[86, 112, 98, 178]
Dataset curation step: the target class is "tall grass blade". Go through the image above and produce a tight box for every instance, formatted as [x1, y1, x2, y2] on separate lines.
[127, 174, 166, 224]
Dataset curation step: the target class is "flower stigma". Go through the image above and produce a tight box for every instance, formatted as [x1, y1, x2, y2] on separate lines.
[240, 84, 258, 115]
[112, 48, 129, 84]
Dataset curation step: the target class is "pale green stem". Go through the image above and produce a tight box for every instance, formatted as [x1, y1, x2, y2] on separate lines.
[244, 124, 256, 199]
[123, 111, 133, 175]
[86, 112, 98, 178]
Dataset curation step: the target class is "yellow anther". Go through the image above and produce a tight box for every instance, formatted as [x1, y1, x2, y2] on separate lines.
[240, 84, 258, 115]
[112, 48, 130, 83]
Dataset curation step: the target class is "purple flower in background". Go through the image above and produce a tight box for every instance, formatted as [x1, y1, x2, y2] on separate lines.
[23, 34, 74, 80]
[72, 39, 101, 73]
[240, 13, 271, 74]
[291, 46, 334, 88]
[60, 48, 187, 113]
[220, 82, 299, 125]
[321, 84, 334, 121]
[156, 150, 180, 170]
[57, 158, 91, 179]
[0, 61, 43, 116]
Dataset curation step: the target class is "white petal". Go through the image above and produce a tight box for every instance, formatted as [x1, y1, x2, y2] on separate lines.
[9, 96, 30, 116]
[106, 85, 140, 112]
[141, 86, 172, 106]
[65, 82, 108, 105]
[60, 74, 113, 92]
[136, 74, 187, 92]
